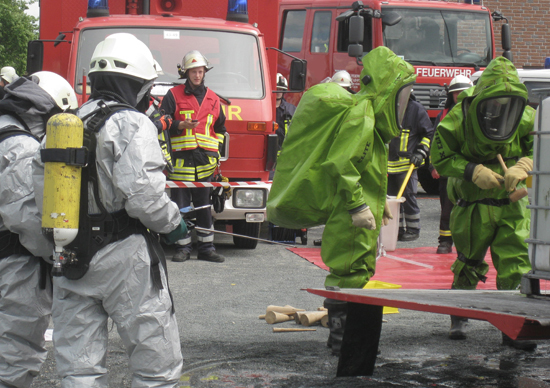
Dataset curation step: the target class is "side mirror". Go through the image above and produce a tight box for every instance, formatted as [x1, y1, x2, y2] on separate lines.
[26, 40, 44, 74]
[501, 23, 512, 51]
[382, 11, 402, 27]
[349, 15, 364, 44]
[288, 59, 307, 92]
[348, 44, 363, 58]
[54, 33, 66, 48]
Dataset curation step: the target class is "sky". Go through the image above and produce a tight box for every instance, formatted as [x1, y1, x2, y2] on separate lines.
[26, 2, 39, 18]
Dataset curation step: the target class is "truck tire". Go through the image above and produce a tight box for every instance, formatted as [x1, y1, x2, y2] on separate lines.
[417, 167, 440, 196]
[233, 221, 260, 249]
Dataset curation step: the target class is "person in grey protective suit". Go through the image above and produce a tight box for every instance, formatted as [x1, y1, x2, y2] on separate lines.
[33, 33, 187, 387]
[0, 71, 77, 388]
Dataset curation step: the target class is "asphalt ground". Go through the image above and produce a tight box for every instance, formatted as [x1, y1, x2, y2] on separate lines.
[30, 191, 550, 388]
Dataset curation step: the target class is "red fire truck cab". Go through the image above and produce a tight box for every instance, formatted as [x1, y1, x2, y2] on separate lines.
[278, 0, 510, 119]
[30, 0, 306, 248]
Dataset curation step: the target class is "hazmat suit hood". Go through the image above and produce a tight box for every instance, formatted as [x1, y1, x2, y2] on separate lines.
[357, 47, 416, 143]
[0, 76, 59, 139]
[89, 72, 153, 113]
[461, 57, 528, 155]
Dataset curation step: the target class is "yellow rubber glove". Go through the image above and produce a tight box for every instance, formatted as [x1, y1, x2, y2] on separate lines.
[382, 201, 393, 227]
[504, 157, 533, 192]
[351, 207, 376, 230]
[472, 164, 503, 190]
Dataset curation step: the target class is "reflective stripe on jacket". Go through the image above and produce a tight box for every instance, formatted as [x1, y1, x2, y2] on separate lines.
[388, 99, 433, 174]
[171, 84, 223, 153]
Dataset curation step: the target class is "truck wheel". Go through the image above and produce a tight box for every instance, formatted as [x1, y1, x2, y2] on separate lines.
[233, 221, 260, 249]
[417, 167, 440, 196]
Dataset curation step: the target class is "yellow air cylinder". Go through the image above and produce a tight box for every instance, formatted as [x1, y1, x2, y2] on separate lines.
[41, 113, 84, 250]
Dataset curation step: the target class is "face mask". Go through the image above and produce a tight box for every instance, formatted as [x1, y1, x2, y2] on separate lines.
[395, 83, 414, 129]
[462, 82, 527, 144]
[476, 96, 525, 140]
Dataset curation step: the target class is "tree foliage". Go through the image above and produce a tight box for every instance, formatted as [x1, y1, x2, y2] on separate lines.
[0, 0, 38, 75]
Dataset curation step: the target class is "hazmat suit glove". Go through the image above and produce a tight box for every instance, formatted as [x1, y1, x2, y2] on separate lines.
[161, 218, 188, 245]
[504, 157, 533, 192]
[350, 206, 376, 230]
[382, 201, 393, 227]
[472, 164, 504, 190]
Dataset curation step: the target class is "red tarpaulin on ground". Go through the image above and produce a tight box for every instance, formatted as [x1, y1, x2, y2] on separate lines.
[288, 246, 501, 290]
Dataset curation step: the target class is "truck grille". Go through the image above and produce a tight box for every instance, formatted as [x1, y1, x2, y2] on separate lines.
[413, 84, 448, 112]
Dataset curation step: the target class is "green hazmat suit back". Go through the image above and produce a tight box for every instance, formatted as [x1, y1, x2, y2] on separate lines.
[267, 47, 416, 229]
[267, 47, 416, 288]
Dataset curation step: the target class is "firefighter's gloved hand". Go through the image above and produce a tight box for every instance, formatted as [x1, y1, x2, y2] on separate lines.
[161, 219, 188, 245]
[153, 114, 173, 134]
[409, 148, 428, 168]
[350, 206, 376, 230]
[472, 164, 503, 190]
[505, 157, 533, 192]
[382, 201, 393, 227]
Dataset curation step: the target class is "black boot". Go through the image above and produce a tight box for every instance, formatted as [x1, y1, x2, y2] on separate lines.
[323, 298, 347, 356]
[337, 302, 383, 377]
[449, 315, 468, 340]
[502, 333, 537, 351]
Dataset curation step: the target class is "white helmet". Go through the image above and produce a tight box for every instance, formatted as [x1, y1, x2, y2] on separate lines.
[448, 75, 473, 93]
[331, 70, 352, 88]
[32, 71, 78, 110]
[182, 50, 212, 73]
[276, 73, 288, 90]
[1, 66, 18, 84]
[89, 33, 158, 81]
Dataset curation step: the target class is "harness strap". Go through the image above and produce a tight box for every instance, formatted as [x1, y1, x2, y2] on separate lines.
[456, 198, 510, 208]
[456, 252, 488, 283]
[40, 147, 89, 167]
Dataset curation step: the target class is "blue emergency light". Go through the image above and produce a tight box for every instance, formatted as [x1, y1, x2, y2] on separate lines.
[545, 57, 550, 69]
[227, 0, 248, 23]
[87, 0, 109, 17]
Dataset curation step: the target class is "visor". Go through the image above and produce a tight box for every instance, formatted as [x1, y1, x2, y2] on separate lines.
[476, 96, 526, 141]
[396, 83, 414, 129]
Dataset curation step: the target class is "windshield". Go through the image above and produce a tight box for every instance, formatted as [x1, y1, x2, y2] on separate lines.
[75, 27, 264, 99]
[383, 7, 492, 67]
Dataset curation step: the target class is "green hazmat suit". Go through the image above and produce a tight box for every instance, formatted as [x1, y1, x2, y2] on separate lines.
[431, 57, 534, 290]
[267, 47, 416, 288]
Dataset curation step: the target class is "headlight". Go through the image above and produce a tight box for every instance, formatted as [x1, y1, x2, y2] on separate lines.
[233, 188, 267, 208]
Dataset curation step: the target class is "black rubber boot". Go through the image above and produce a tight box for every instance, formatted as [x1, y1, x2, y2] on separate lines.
[449, 315, 468, 340]
[323, 298, 347, 356]
[337, 302, 383, 377]
[502, 333, 537, 351]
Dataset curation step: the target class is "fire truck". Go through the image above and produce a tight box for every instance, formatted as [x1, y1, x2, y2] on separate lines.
[27, 0, 306, 249]
[278, 0, 511, 118]
[277, 0, 511, 194]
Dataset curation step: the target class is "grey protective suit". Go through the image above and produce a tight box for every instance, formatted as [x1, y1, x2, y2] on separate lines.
[33, 99, 184, 388]
[0, 78, 54, 388]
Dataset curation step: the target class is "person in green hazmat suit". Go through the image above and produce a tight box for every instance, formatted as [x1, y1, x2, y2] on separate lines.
[431, 57, 536, 350]
[267, 47, 416, 358]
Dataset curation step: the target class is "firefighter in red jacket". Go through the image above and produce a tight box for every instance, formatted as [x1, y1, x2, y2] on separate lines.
[159, 50, 227, 263]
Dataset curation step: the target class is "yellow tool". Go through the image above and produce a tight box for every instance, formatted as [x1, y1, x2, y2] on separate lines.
[41, 113, 84, 275]
[396, 164, 415, 199]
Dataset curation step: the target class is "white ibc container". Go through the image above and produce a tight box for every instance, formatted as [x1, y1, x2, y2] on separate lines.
[529, 95, 550, 273]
